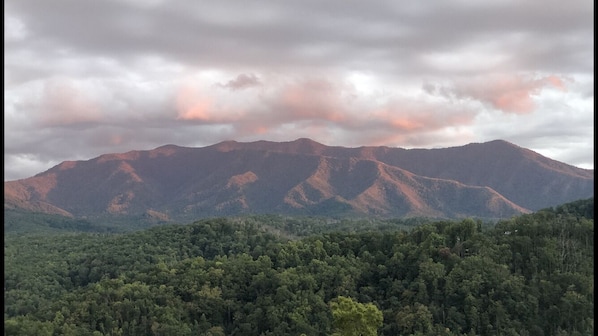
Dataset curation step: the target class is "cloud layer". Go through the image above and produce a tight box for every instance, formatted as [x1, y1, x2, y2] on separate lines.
[4, 0, 594, 181]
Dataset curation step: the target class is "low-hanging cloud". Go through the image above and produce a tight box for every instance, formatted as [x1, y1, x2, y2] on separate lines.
[425, 74, 570, 114]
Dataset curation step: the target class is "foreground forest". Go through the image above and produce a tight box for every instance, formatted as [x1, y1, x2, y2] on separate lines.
[4, 198, 594, 335]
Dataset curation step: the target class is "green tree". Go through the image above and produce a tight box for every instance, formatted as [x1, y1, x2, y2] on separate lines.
[396, 302, 433, 335]
[329, 296, 383, 336]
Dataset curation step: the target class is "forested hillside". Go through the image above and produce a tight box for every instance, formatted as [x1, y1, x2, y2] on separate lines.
[6, 139, 593, 221]
[4, 198, 594, 335]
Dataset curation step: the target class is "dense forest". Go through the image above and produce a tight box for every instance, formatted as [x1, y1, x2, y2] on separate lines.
[4, 198, 594, 335]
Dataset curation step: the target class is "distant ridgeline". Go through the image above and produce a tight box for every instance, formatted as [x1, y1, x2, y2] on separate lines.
[4, 197, 593, 335]
[4, 139, 594, 222]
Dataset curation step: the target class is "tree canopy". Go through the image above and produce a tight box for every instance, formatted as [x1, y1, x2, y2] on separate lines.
[4, 198, 594, 335]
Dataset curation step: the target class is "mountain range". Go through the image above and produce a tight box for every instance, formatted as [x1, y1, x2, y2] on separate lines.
[4, 138, 594, 222]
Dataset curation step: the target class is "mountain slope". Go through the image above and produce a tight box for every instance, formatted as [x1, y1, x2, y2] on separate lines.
[4, 139, 593, 221]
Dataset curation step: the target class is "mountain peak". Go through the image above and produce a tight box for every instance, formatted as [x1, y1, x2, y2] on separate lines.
[4, 139, 593, 222]
[289, 137, 323, 145]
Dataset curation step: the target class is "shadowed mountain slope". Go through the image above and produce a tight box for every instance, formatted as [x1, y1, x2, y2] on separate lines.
[4, 139, 593, 221]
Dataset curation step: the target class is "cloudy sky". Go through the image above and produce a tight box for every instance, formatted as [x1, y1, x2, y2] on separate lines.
[4, 0, 594, 181]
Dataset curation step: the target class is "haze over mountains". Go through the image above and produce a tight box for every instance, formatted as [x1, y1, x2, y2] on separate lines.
[4, 138, 593, 222]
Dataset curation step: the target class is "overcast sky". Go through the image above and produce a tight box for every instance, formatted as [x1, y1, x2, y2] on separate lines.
[4, 0, 594, 181]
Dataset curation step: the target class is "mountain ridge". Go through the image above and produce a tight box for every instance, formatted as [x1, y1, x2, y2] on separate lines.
[4, 138, 593, 223]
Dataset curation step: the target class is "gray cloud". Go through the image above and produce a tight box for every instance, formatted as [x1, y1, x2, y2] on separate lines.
[4, 0, 594, 180]
[219, 73, 261, 90]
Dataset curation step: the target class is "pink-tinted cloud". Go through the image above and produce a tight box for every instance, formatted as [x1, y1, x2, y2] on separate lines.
[38, 78, 103, 126]
[265, 78, 350, 123]
[545, 75, 567, 91]
[432, 74, 569, 114]
[171, 76, 366, 140]
[172, 75, 482, 146]
[221, 78, 352, 138]
[369, 98, 476, 132]
[3, 0, 594, 182]
[175, 82, 216, 122]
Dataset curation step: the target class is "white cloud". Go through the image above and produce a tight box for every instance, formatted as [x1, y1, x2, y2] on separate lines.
[3, 0, 593, 180]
